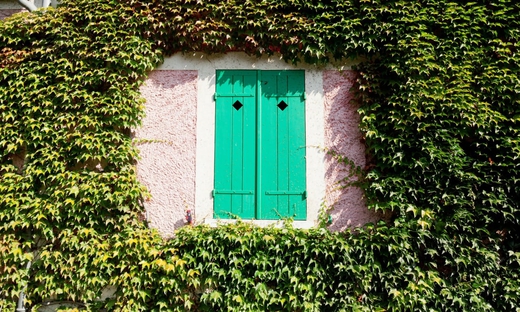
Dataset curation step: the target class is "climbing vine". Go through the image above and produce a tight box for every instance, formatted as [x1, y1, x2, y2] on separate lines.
[1, 0, 519, 311]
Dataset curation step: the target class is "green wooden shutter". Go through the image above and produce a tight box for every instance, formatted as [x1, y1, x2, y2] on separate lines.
[214, 70, 256, 219]
[259, 70, 306, 220]
[214, 70, 306, 220]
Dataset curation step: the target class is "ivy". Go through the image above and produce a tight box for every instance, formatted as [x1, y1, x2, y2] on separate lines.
[1, 0, 520, 310]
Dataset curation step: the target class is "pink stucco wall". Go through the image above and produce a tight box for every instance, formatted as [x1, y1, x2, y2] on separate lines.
[323, 70, 382, 231]
[135, 70, 198, 237]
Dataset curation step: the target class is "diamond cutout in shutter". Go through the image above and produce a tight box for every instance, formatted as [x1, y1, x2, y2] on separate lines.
[232, 100, 243, 111]
[277, 100, 288, 111]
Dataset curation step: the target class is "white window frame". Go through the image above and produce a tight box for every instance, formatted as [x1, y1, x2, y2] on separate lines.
[156, 52, 353, 228]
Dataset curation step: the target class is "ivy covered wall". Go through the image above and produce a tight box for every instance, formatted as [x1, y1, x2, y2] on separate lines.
[1, 0, 519, 311]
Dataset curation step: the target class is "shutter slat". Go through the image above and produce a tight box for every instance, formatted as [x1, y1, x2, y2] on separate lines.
[259, 70, 307, 220]
[214, 70, 256, 219]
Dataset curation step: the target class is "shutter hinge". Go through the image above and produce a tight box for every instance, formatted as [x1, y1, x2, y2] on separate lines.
[264, 191, 307, 199]
[214, 93, 218, 100]
[213, 190, 254, 195]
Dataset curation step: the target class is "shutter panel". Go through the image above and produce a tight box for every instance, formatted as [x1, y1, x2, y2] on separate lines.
[259, 70, 306, 220]
[214, 70, 256, 219]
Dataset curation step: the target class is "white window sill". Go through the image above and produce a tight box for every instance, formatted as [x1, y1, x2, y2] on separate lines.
[203, 218, 316, 229]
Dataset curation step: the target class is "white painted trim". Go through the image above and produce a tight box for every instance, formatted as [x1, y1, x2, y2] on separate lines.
[157, 52, 353, 228]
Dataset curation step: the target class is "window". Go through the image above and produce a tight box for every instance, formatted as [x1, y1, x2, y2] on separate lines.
[213, 70, 307, 220]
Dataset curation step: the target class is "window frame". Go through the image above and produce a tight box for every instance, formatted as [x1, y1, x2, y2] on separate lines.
[155, 52, 336, 228]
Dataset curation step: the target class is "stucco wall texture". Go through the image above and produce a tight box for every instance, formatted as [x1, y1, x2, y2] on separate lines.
[323, 70, 382, 231]
[135, 70, 198, 237]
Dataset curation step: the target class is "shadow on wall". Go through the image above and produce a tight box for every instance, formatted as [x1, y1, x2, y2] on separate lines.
[323, 70, 385, 231]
